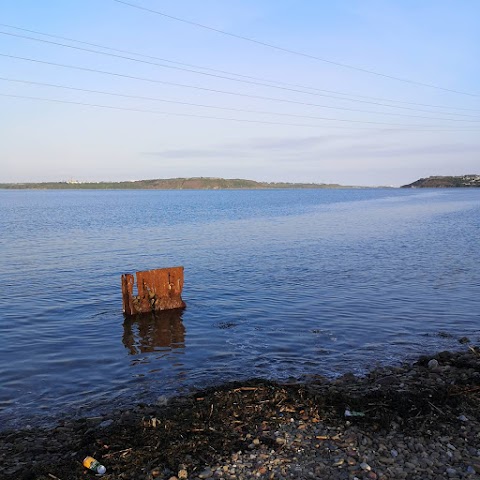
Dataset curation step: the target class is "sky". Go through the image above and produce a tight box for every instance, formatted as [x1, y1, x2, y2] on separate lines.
[1, 0, 479, 186]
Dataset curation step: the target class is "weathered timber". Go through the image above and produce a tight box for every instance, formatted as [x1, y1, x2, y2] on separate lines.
[121, 267, 186, 315]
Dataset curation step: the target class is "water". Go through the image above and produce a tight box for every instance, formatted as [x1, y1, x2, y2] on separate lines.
[0, 188, 479, 430]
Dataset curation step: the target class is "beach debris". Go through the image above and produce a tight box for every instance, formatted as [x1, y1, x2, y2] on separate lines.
[103, 448, 132, 459]
[142, 416, 160, 428]
[99, 419, 113, 429]
[469, 346, 480, 356]
[344, 409, 365, 417]
[178, 467, 188, 479]
[150, 467, 162, 478]
[121, 267, 186, 315]
[427, 359, 439, 370]
[4, 347, 480, 480]
[83, 456, 106, 475]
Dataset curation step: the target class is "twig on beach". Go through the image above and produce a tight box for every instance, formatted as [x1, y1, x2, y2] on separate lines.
[103, 447, 133, 459]
[48, 474, 62, 480]
[468, 346, 480, 356]
[233, 386, 260, 392]
[428, 402, 445, 415]
[450, 385, 480, 396]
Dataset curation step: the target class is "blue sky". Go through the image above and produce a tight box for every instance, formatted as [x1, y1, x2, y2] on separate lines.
[1, 0, 479, 186]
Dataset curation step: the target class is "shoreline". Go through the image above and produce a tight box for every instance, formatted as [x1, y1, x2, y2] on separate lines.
[2, 346, 480, 480]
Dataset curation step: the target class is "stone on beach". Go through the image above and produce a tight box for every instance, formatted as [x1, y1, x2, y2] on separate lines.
[1, 346, 479, 480]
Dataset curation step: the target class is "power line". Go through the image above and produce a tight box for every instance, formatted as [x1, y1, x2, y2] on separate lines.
[113, 0, 480, 98]
[2, 77, 479, 125]
[0, 92, 389, 128]
[3, 53, 479, 125]
[1, 93, 477, 131]
[4, 30, 477, 120]
[2, 22, 478, 113]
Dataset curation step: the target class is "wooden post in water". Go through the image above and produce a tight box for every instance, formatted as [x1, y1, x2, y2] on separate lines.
[121, 267, 186, 315]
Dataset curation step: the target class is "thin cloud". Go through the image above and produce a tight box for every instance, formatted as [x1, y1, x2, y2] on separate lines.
[142, 135, 478, 167]
[243, 135, 347, 150]
[326, 142, 480, 158]
[230, 131, 381, 150]
[142, 149, 246, 159]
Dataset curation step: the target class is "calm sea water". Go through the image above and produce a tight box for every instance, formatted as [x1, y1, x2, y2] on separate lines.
[0, 188, 479, 430]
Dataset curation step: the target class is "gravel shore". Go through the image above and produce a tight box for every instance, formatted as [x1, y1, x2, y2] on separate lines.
[1, 346, 480, 480]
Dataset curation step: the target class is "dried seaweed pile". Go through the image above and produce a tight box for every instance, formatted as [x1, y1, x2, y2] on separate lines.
[1, 347, 479, 480]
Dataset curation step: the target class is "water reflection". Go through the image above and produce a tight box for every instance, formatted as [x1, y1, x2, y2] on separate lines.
[122, 310, 186, 355]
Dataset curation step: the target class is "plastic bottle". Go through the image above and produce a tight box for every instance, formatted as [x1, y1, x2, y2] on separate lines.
[83, 456, 106, 475]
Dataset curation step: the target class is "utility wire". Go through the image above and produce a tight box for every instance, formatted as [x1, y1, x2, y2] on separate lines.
[2, 77, 479, 125]
[1, 22, 478, 113]
[1, 93, 477, 131]
[2, 53, 479, 124]
[0, 92, 394, 128]
[113, 0, 480, 98]
[3, 30, 477, 119]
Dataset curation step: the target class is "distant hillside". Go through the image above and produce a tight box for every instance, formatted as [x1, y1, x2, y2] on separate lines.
[0, 177, 359, 190]
[402, 175, 480, 188]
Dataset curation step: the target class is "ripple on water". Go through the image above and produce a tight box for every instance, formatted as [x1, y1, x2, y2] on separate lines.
[0, 188, 479, 430]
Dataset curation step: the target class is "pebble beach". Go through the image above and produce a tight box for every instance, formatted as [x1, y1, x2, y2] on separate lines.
[2, 345, 480, 480]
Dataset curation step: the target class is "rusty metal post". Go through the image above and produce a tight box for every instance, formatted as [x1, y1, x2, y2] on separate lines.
[121, 267, 186, 315]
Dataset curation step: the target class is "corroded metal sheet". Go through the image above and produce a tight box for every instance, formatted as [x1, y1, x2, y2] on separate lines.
[121, 267, 186, 315]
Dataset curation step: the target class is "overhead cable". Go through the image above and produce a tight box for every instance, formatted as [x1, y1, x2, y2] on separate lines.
[1, 93, 478, 131]
[2, 53, 479, 124]
[3, 30, 477, 119]
[112, 0, 480, 97]
[1, 77, 479, 124]
[1, 22, 478, 113]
